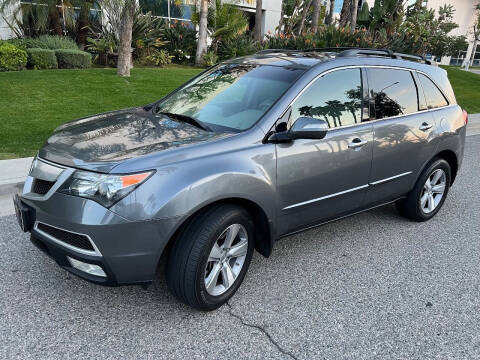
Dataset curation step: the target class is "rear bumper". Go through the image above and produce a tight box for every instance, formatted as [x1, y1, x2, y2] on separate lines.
[20, 192, 180, 286]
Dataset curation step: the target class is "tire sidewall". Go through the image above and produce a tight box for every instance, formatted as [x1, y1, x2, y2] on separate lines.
[195, 209, 255, 310]
[414, 159, 451, 220]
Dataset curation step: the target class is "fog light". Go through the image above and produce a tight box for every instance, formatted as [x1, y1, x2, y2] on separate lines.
[67, 256, 107, 277]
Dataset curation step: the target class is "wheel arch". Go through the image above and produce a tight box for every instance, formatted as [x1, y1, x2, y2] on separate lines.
[164, 197, 275, 261]
[435, 149, 458, 185]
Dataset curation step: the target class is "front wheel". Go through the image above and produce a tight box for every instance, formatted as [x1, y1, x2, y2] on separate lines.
[166, 204, 254, 311]
[396, 158, 451, 222]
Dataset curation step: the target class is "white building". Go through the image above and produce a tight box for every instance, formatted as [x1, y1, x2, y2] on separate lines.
[0, 0, 282, 40]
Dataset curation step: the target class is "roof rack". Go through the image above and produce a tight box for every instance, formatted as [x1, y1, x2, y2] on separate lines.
[335, 48, 431, 65]
[255, 47, 431, 65]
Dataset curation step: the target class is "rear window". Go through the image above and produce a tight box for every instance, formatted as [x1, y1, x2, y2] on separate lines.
[368, 68, 418, 119]
[417, 73, 449, 109]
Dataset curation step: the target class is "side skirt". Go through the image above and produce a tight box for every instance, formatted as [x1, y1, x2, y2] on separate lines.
[278, 197, 406, 240]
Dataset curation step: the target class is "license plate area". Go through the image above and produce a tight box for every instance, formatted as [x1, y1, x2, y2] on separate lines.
[13, 195, 34, 232]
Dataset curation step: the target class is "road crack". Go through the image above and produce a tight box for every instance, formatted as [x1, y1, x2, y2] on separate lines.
[225, 302, 299, 360]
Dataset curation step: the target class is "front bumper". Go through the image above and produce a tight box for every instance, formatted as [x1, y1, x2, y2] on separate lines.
[19, 191, 180, 286]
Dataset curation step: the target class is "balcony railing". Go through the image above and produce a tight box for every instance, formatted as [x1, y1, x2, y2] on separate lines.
[223, 0, 256, 8]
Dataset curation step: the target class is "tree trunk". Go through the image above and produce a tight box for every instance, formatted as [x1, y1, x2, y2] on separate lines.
[338, 0, 351, 27]
[311, 0, 320, 33]
[195, 0, 209, 66]
[49, 4, 63, 36]
[298, 0, 313, 35]
[326, 0, 335, 25]
[350, 0, 359, 29]
[465, 37, 478, 71]
[117, 0, 135, 77]
[254, 0, 263, 42]
[77, 1, 92, 49]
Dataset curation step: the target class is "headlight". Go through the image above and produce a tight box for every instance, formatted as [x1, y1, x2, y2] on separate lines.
[59, 170, 154, 207]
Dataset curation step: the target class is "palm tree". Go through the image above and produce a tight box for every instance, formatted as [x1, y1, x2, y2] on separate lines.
[326, 0, 335, 25]
[311, 0, 321, 33]
[297, 0, 312, 35]
[195, 0, 209, 66]
[339, 0, 352, 27]
[1, 0, 63, 36]
[254, 0, 263, 42]
[351, 0, 359, 28]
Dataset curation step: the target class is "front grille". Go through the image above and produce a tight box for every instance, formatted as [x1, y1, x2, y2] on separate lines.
[32, 179, 55, 195]
[36, 223, 95, 252]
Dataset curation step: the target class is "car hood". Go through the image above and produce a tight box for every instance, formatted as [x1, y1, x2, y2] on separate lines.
[39, 107, 226, 172]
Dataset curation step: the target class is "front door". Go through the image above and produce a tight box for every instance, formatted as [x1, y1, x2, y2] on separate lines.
[276, 68, 373, 235]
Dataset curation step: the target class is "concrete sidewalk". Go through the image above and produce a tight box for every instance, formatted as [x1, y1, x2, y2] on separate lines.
[0, 157, 32, 195]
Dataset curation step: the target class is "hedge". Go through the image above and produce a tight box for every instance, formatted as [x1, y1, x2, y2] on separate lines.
[0, 42, 27, 71]
[26, 48, 58, 69]
[35, 35, 78, 50]
[55, 49, 92, 69]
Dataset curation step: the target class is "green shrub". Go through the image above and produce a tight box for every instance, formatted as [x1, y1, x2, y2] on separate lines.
[145, 49, 173, 67]
[203, 51, 219, 66]
[7, 38, 48, 50]
[161, 22, 197, 63]
[36, 35, 78, 50]
[217, 35, 262, 61]
[26, 48, 58, 69]
[0, 42, 27, 71]
[55, 49, 92, 69]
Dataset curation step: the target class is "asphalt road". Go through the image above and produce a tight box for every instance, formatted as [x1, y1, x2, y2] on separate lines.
[1, 135, 480, 360]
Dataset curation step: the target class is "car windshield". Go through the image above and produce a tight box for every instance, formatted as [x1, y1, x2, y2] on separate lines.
[155, 64, 304, 131]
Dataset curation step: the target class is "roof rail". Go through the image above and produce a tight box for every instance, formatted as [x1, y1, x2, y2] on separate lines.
[255, 47, 431, 65]
[336, 48, 431, 65]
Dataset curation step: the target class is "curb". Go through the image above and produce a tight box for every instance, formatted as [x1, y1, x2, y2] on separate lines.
[0, 182, 23, 197]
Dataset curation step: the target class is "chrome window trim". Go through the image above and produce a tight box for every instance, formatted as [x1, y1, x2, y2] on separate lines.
[370, 171, 412, 185]
[281, 65, 454, 132]
[33, 221, 102, 257]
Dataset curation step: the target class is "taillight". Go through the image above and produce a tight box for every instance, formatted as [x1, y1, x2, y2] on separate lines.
[463, 109, 468, 125]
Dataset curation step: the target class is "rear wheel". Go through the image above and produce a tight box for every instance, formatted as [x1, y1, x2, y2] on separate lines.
[396, 158, 451, 222]
[166, 204, 254, 311]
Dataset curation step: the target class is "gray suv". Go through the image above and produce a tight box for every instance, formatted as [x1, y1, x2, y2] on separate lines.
[14, 49, 467, 310]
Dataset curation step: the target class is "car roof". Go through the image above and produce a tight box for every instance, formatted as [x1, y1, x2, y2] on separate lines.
[224, 48, 435, 72]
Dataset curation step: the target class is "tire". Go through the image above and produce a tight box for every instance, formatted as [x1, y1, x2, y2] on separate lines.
[166, 204, 255, 311]
[396, 158, 451, 222]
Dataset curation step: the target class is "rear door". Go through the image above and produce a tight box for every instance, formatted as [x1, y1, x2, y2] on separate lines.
[365, 67, 437, 205]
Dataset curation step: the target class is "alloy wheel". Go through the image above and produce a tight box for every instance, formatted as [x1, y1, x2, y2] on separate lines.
[420, 169, 447, 214]
[204, 224, 248, 296]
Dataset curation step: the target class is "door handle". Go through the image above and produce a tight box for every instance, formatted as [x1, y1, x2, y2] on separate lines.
[419, 122, 433, 131]
[348, 138, 368, 149]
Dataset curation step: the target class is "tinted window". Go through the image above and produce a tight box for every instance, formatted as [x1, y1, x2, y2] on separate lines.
[157, 64, 303, 131]
[368, 68, 418, 119]
[290, 69, 363, 129]
[418, 73, 448, 109]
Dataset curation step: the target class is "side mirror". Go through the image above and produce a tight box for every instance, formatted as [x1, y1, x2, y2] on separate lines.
[288, 117, 329, 140]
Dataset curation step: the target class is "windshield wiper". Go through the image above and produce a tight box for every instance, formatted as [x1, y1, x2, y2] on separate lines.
[156, 111, 212, 132]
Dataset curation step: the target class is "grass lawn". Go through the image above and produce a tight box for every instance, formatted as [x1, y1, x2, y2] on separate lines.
[0, 66, 202, 159]
[0, 65, 478, 159]
[441, 66, 480, 114]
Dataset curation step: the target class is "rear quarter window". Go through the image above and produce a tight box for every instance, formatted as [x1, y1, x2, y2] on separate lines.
[417, 73, 449, 109]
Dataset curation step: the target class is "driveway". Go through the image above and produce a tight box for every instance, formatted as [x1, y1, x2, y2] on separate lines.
[1, 135, 480, 359]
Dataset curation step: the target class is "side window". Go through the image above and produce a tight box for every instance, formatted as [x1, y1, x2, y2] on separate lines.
[368, 68, 419, 119]
[289, 68, 363, 129]
[417, 73, 449, 109]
